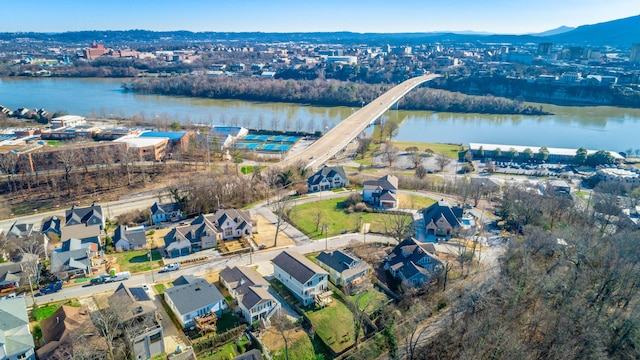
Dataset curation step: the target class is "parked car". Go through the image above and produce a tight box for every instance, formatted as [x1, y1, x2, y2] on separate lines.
[39, 280, 63, 295]
[110, 271, 131, 282]
[162, 263, 181, 272]
[90, 276, 111, 286]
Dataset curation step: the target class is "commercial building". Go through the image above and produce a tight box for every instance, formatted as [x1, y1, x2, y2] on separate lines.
[114, 136, 168, 161]
[469, 143, 624, 164]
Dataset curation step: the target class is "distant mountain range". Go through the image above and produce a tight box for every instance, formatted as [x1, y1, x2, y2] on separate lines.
[1, 14, 639, 47]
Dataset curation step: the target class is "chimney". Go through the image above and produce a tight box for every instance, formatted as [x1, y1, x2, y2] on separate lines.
[56, 316, 59, 324]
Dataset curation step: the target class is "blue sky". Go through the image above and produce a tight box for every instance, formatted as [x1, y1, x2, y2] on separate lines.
[3, 0, 640, 34]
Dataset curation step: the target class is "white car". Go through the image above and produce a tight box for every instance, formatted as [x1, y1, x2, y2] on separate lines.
[162, 263, 181, 272]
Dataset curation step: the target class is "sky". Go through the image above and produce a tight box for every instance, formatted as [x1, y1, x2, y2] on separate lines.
[3, 0, 640, 34]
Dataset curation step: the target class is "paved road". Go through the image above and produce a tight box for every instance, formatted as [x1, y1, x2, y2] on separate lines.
[0, 193, 160, 235]
[279, 74, 440, 170]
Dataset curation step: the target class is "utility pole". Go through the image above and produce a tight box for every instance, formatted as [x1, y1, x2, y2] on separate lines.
[148, 250, 155, 284]
[323, 224, 329, 250]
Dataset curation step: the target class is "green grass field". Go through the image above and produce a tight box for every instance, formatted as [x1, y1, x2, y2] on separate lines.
[289, 197, 409, 239]
[272, 335, 316, 360]
[305, 297, 358, 354]
[392, 141, 466, 159]
[398, 194, 437, 210]
[349, 287, 389, 315]
[111, 249, 162, 273]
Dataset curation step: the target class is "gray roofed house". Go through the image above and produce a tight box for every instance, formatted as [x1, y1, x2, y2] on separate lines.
[307, 166, 348, 192]
[61, 223, 102, 244]
[40, 216, 62, 238]
[109, 283, 165, 359]
[384, 238, 443, 288]
[6, 221, 34, 240]
[50, 246, 92, 280]
[0, 296, 35, 360]
[422, 199, 466, 240]
[315, 249, 371, 286]
[150, 202, 182, 224]
[64, 202, 105, 230]
[113, 225, 147, 251]
[219, 266, 280, 325]
[197, 209, 256, 240]
[0, 262, 25, 290]
[362, 174, 399, 208]
[164, 275, 227, 328]
[233, 349, 264, 360]
[272, 251, 329, 306]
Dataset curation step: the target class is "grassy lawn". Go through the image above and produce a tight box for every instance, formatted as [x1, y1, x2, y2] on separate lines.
[398, 194, 437, 210]
[274, 335, 316, 360]
[45, 140, 66, 146]
[10, 200, 54, 216]
[198, 341, 238, 360]
[305, 297, 358, 354]
[392, 141, 466, 159]
[110, 249, 163, 273]
[575, 190, 590, 203]
[32, 298, 81, 321]
[349, 287, 389, 315]
[216, 310, 243, 334]
[241, 165, 266, 175]
[289, 197, 410, 239]
[153, 283, 168, 294]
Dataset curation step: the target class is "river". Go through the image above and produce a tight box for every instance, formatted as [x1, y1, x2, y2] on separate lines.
[1, 77, 639, 152]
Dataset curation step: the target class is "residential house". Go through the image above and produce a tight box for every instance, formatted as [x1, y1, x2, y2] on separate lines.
[196, 209, 256, 240]
[64, 203, 105, 230]
[362, 174, 399, 208]
[61, 224, 102, 247]
[545, 180, 571, 194]
[0, 262, 25, 291]
[384, 238, 443, 288]
[6, 221, 34, 240]
[315, 249, 371, 287]
[233, 349, 264, 360]
[272, 250, 329, 306]
[164, 275, 227, 328]
[0, 296, 35, 360]
[41, 216, 62, 239]
[37, 305, 108, 360]
[219, 266, 280, 325]
[113, 225, 147, 251]
[307, 166, 348, 192]
[109, 284, 165, 359]
[422, 199, 467, 240]
[150, 202, 182, 224]
[50, 239, 95, 280]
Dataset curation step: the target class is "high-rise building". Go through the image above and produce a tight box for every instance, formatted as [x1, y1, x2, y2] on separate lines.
[630, 43, 640, 64]
[537, 42, 553, 55]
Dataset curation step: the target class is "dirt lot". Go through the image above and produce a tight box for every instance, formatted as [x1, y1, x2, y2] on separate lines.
[253, 214, 295, 248]
[148, 228, 172, 248]
[262, 326, 308, 352]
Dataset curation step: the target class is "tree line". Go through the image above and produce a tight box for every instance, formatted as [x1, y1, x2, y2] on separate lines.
[123, 75, 550, 115]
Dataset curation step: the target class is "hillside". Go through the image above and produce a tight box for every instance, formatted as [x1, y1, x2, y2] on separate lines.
[548, 14, 640, 46]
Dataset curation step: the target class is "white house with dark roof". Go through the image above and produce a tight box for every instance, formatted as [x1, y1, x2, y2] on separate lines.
[201, 209, 256, 240]
[384, 238, 443, 288]
[6, 221, 34, 240]
[0, 296, 35, 360]
[164, 275, 227, 328]
[150, 202, 182, 224]
[272, 250, 329, 306]
[113, 225, 147, 251]
[315, 249, 371, 286]
[362, 174, 399, 208]
[307, 166, 348, 192]
[219, 266, 280, 325]
[64, 202, 105, 230]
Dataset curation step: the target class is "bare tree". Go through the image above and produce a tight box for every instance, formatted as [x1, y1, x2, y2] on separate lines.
[56, 147, 79, 197]
[380, 212, 413, 242]
[406, 146, 421, 169]
[271, 192, 292, 247]
[381, 142, 399, 168]
[271, 312, 295, 360]
[0, 152, 19, 193]
[435, 153, 452, 173]
[16, 235, 44, 304]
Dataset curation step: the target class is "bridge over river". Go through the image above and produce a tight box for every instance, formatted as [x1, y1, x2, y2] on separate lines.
[279, 74, 440, 171]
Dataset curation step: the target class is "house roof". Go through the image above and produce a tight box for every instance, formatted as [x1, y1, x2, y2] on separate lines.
[140, 131, 186, 141]
[316, 250, 371, 281]
[362, 174, 398, 191]
[233, 349, 264, 360]
[61, 223, 101, 242]
[386, 238, 442, 280]
[422, 199, 463, 228]
[64, 203, 103, 227]
[0, 296, 34, 357]
[0, 263, 24, 286]
[307, 166, 347, 186]
[41, 216, 62, 235]
[241, 286, 276, 310]
[164, 277, 225, 316]
[113, 225, 147, 248]
[6, 221, 34, 239]
[50, 248, 90, 273]
[109, 283, 156, 322]
[37, 305, 106, 360]
[220, 266, 270, 295]
[272, 250, 328, 284]
[151, 202, 181, 215]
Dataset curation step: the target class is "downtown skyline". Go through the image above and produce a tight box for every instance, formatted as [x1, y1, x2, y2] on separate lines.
[2, 0, 640, 35]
